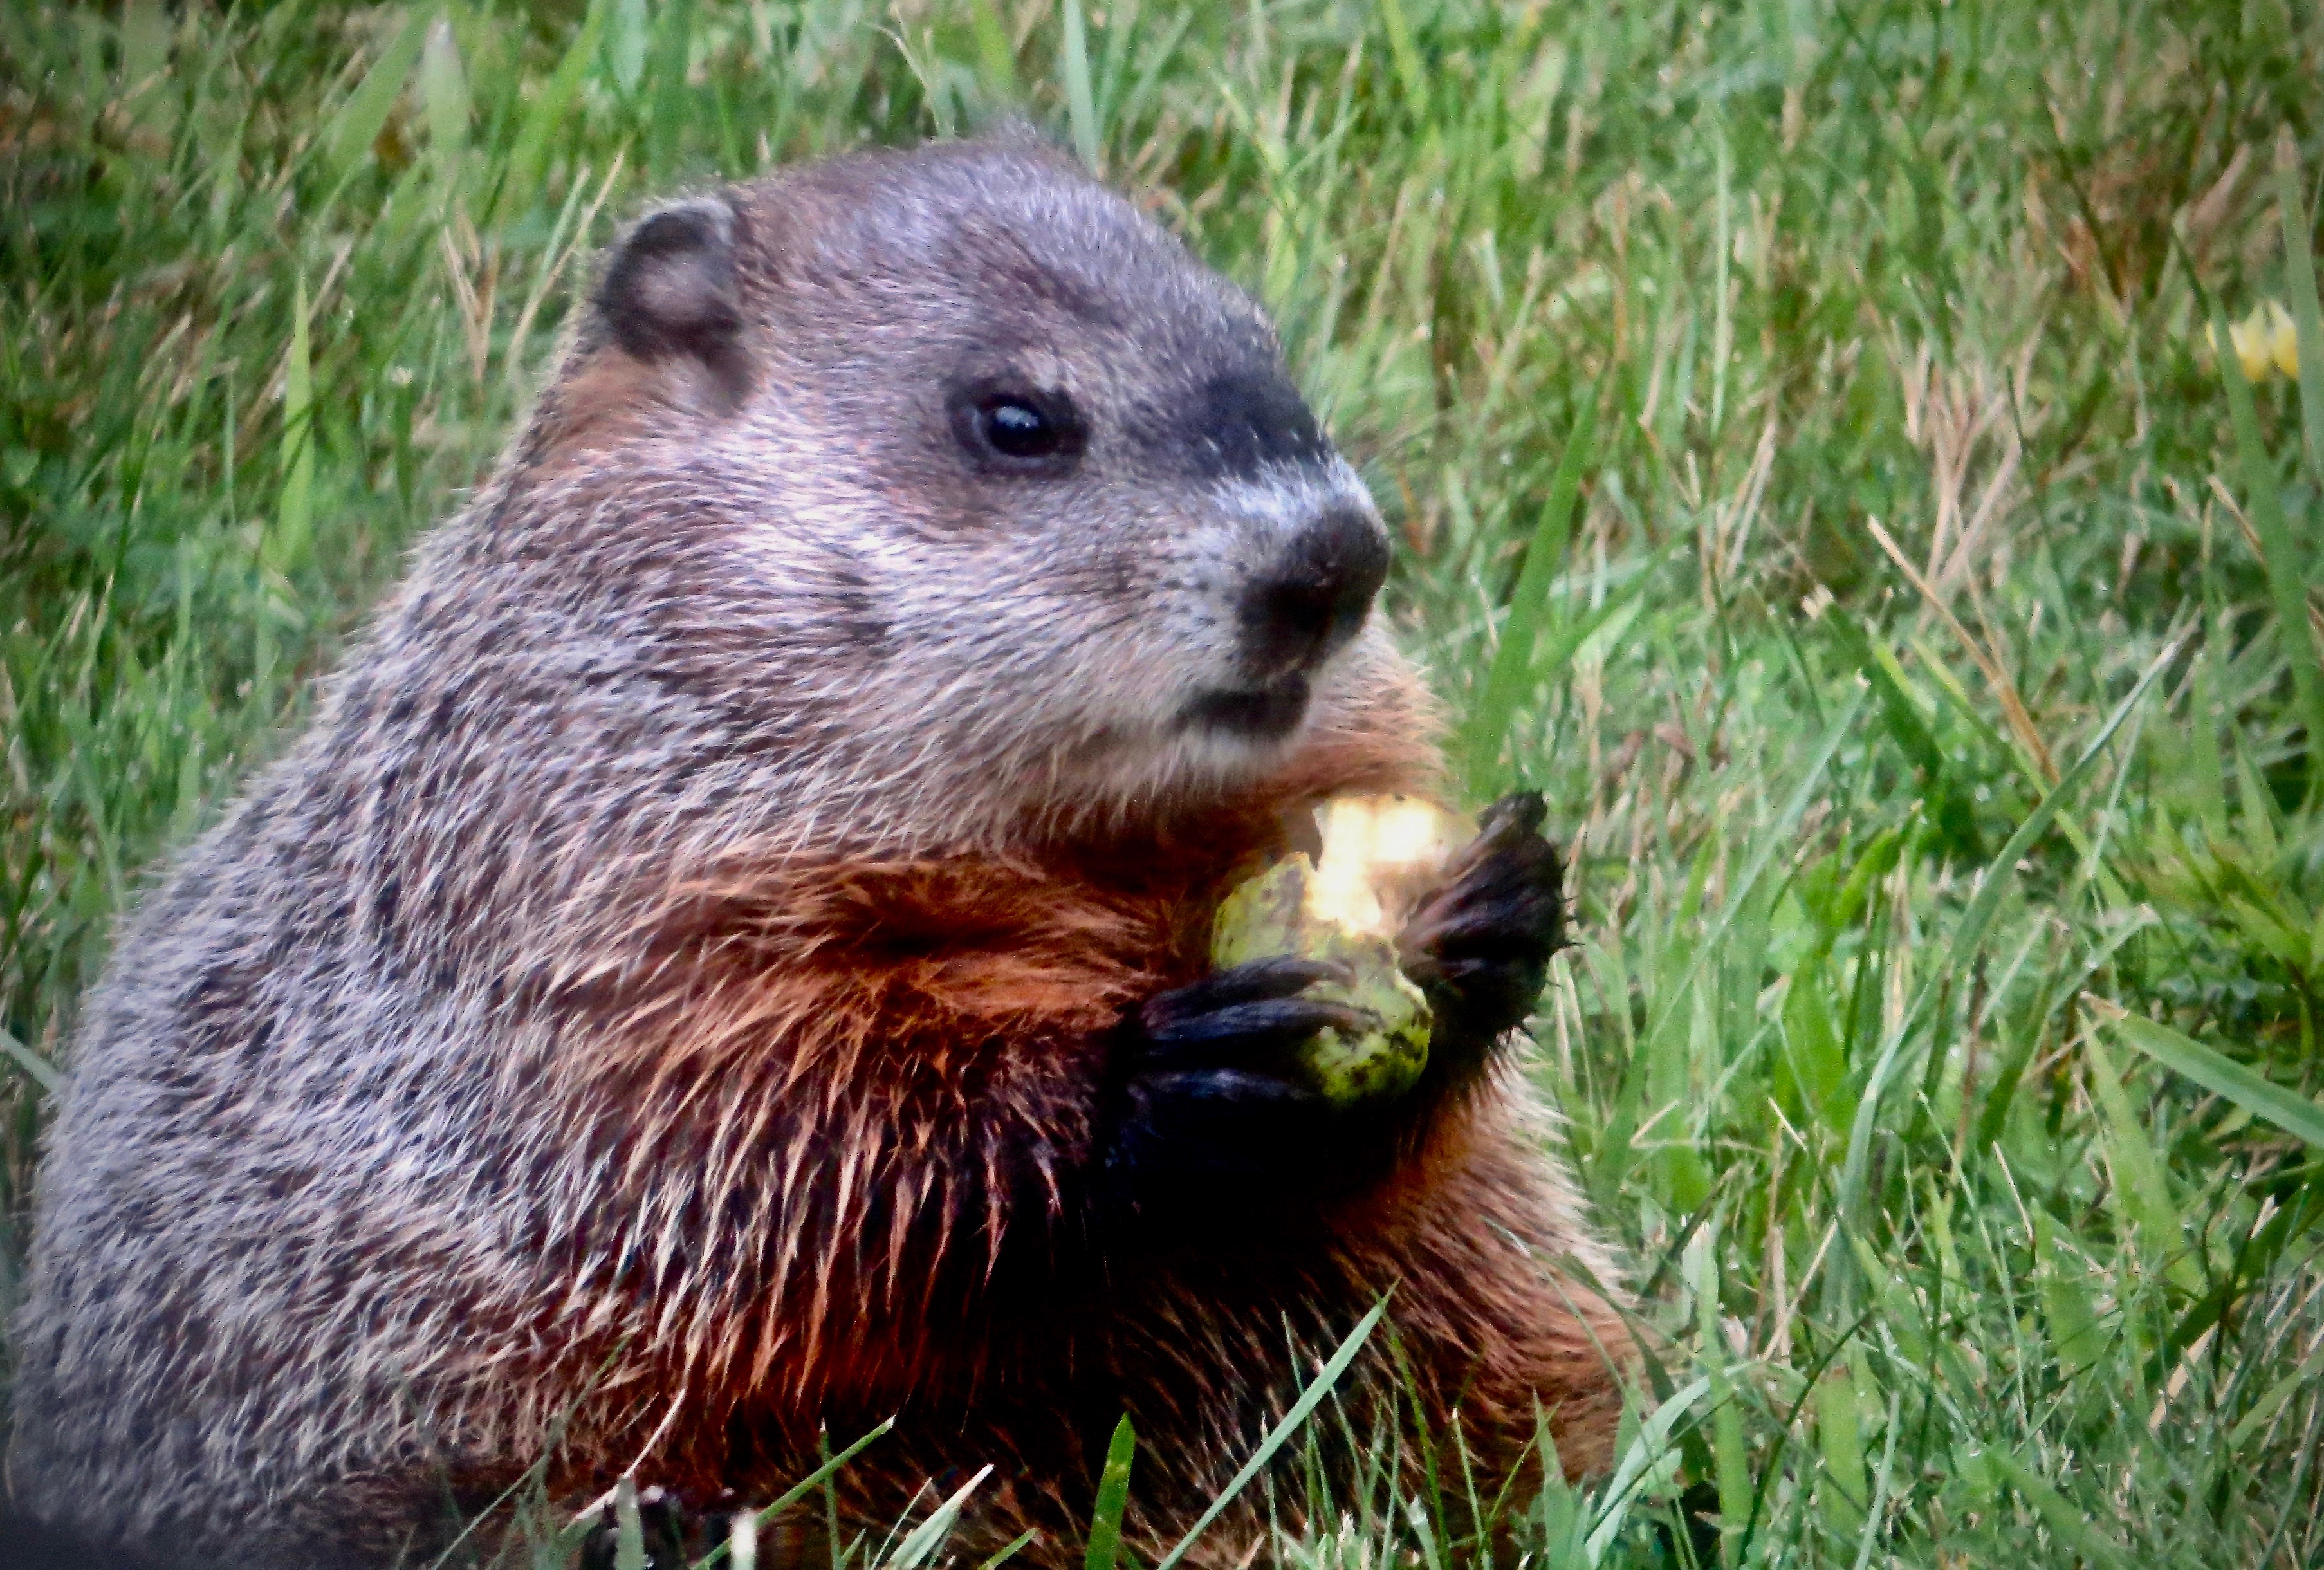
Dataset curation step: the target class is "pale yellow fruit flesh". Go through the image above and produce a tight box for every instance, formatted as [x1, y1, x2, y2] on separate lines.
[1210, 795, 1472, 1105]
[1307, 795, 1473, 936]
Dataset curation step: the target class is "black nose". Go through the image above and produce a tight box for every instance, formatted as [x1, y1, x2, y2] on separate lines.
[1238, 506, 1391, 679]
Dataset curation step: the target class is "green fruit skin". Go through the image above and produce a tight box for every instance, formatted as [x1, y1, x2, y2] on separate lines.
[1210, 858, 1434, 1104]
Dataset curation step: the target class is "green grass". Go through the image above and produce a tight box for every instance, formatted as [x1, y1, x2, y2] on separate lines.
[7, 0, 2324, 1564]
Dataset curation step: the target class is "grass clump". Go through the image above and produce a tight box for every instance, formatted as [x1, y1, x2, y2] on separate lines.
[6, 0, 2324, 1564]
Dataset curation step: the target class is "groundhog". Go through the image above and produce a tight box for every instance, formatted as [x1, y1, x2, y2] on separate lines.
[5, 134, 1629, 1567]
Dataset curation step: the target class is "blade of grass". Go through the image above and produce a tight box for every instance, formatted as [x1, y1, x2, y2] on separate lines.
[418, 15, 469, 192]
[613, 1475, 647, 1570]
[1059, 0, 1100, 172]
[1091, 0, 1139, 135]
[2275, 139, 2324, 479]
[1585, 1376, 1711, 1562]
[1374, 0, 1430, 120]
[493, 0, 609, 223]
[604, 0, 647, 97]
[1689, 1228, 1750, 1565]
[1847, 1387, 1904, 1570]
[886, 1464, 993, 1570]
[647, 0, 697, 183]
[1085, 1416, 1137, 1570]
[1462, 392, 1598, 797]
[0, 1024, 60, 1096]
[323, 7, 432, 189]
[978, 1529, 1040, 1570]
[1812, 1367, 1869, 1538]
[2035, 1210, 2108, 1373]
[118, 0, 169, 104]
[2093, 999, 2324, 1150]
[968, 0, 1018, 102]
[275, 271, 315, 577]
[2083, 1030, 2200, 1295]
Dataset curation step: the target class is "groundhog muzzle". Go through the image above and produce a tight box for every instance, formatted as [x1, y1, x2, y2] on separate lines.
[6, 134, 1630, 1569]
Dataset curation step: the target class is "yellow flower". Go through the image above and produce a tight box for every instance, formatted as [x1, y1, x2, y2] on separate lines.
[2265, 300, 2300, 378]
[2210, 300, 2301, 382]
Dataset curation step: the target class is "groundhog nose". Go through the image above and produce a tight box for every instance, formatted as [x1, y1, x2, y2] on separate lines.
[1239, 506, 1391, 678]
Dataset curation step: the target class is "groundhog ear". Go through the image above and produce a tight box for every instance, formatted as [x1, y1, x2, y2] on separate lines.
[596, 196, 750, 411]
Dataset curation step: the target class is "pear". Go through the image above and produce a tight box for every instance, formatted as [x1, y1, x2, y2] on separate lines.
[1210, 795, 1473, 1104]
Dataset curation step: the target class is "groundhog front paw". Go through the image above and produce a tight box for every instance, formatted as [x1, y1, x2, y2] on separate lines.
[1102, 956, 1376, 1219]
[1396, 791, 1567, 1058]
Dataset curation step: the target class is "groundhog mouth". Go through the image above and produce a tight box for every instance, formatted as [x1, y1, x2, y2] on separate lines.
[1181, 675, 1313, 739]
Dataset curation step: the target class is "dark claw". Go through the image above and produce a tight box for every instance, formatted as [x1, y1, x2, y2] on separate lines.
[1410, 894, 1561, 963]
[1397, 790, 1567, 1049]
[1428, 955, 1517, 988]
[1139, 956, 1343, 1031]
[1142, 996, 1370, 1066]
[1477, 790, 1549, 840]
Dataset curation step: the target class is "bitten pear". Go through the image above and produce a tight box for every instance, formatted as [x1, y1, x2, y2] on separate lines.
[1210, 795, 1473, 1104]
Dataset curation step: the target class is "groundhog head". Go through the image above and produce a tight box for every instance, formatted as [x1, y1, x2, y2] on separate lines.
[542, 134, 1414, 845]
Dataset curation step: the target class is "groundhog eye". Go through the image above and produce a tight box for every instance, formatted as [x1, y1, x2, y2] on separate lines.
[956, 386, 1084, 473]
[982, 397, 1058, 457]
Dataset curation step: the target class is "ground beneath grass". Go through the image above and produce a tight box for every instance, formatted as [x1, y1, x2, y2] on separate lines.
[4, 1, 2324, 1565]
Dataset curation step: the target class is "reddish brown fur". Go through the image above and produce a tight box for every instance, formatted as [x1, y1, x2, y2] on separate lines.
[528, 359, 672, 465]
[499, 690, 1628, 1559]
